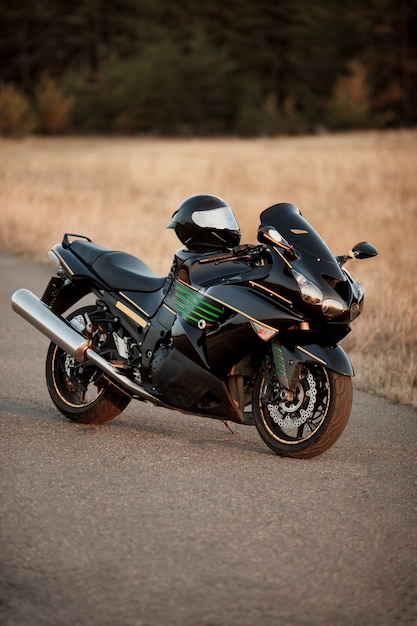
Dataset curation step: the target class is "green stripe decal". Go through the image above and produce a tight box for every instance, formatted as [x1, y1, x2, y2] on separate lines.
[272, 344, 286, 376]
[175, 282, 224, 325]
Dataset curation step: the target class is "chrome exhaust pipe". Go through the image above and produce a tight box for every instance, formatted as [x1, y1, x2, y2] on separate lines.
[12, 289, 90, 360]
[11, 289, 160, 403]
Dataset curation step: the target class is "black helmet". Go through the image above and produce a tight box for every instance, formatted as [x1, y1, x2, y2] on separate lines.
[167, 194, 241, 251]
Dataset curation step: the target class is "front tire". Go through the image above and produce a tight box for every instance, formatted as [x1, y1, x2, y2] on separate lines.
[252, 361, 352, 458]
[45, 306, 131, 424]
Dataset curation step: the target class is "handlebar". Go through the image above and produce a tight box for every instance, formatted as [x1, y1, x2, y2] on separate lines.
[198, 244, 267, 265]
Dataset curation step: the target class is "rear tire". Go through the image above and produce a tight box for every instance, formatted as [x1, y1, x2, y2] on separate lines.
[45, 306, 131, 424]
[252, 361, 352, 458]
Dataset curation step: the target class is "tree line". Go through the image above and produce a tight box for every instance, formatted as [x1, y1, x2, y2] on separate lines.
[0, 0, 415, 136]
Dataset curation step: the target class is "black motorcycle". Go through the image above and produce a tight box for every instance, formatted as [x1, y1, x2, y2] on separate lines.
[11, 196, 377, 458]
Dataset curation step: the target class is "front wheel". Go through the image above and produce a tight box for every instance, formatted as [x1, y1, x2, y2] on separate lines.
[46, 305, 131, 424]
[252, 361, 352, 458]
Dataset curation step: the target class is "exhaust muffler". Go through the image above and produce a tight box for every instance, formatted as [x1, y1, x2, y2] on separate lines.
[11, 289, 159, 402]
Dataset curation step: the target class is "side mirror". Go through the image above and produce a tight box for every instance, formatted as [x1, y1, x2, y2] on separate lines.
[349, 241, 378, 260]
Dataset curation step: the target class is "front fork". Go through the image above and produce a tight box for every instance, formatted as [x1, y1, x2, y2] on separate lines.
[225, 341, 324, 420]
[271, 343, 303, 401]
[270, 339, 354, 399]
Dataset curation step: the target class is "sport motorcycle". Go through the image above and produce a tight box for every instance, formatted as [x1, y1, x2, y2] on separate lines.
[11, 197, 377, 458]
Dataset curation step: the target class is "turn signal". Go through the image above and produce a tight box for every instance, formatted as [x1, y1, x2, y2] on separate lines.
[250, 320, 279, 341]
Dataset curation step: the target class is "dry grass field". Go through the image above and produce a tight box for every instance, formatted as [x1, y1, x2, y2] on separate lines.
[1, 131, 416, 407]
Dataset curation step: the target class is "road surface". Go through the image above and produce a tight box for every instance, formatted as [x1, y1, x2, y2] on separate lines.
[1, 251, 416, 625]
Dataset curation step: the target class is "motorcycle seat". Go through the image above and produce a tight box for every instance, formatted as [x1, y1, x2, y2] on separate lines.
[71, 240, 166, 292]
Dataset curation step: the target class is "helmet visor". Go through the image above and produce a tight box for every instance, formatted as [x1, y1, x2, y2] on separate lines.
[191, 206, 239, 231]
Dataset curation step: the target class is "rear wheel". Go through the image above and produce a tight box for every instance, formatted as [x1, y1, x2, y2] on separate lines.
[252, 359, 352, 458]
[46, 305, 131, 424]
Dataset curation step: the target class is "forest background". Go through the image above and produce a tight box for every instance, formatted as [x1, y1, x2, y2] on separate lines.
[0, 0, 416, 136]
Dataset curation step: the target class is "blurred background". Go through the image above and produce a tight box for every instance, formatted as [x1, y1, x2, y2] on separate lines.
[1, 1, 416, 407]
[0, 0, 415, 137]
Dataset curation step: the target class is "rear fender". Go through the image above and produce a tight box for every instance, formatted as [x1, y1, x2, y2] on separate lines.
[41, 276, 93, 314]
[271, 341, 354, 391]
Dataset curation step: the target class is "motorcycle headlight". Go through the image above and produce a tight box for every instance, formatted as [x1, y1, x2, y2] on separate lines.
[349, 302, 361, 321]
[291, 269, 323, 305]
[322, 298, 345, 318]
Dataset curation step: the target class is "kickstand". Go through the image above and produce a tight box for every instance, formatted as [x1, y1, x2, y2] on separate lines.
[222, 420, 235, 434]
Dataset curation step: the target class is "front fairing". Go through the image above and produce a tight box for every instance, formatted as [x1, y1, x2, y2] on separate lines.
[260, 203, 345, 283]
[258, 203, 359, 323]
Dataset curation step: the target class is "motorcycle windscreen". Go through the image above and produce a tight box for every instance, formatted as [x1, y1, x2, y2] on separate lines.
[260, 203, 345, 281]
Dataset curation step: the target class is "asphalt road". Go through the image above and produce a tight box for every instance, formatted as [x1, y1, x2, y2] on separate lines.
[1, 250, 416, 626]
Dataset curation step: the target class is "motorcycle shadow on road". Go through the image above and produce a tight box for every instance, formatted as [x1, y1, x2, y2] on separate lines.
[106, 406, 273, 456]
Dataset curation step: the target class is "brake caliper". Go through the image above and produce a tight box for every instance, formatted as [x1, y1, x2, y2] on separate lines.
[267, 369, 317, 428]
